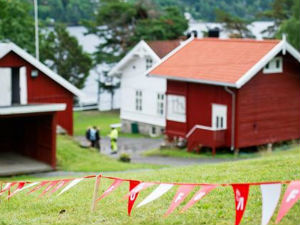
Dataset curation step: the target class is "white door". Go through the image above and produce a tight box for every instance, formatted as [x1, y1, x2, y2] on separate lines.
[20, 66, 27, 105]
[0, 68, 12, 106]
[212, 104, 227, 129]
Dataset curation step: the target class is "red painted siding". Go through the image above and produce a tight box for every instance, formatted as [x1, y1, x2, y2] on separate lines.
[0, 112, 57, 168]
[166, 80, 233, 149]
[236, 54, 300, 148]
[0, 52, 74, 135]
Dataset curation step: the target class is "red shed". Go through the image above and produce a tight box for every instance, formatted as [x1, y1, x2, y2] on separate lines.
[0, 42, 83, 175]
[0, 42, 83, 135]
[149, 37, 300, 154]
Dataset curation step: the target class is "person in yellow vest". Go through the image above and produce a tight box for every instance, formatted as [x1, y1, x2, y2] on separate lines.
[109, 126, 118, 154]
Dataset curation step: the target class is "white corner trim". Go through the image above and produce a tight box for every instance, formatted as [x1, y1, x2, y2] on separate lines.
[286, 42, 300, 62]
[0, 43, 83, 97]
[0, 103, 67, 115]
[146, 37, 195, 77]
[235, 41, 284, 88]
[186, 124, 226, 138]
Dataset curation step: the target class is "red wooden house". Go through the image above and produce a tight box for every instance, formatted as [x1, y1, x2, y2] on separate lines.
[149, 37, 300, 154]
[0, 42, 83, 175]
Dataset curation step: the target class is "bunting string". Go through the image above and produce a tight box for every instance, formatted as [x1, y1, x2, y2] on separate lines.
[0, 175, 299, 225]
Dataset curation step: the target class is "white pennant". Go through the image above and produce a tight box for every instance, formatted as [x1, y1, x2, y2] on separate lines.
[14, 182, 39, 194]
[261, 183, 281, 225]
[57, 178, 84, 196]
[137, 183, 173, 208]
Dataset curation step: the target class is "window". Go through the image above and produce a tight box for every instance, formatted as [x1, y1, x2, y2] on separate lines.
[263, 57, 283, 74]
[157, 93, 165, 116]
[135, 90, 142, 111]
[167, 95, 186, 122]
[212, 104, 227, 130]
[146, 57, 153, 70]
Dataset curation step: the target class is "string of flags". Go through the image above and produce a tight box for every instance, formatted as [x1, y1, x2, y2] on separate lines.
[0, 175, 299, 225]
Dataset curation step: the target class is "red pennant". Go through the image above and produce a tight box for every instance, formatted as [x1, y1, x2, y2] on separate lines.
[50, 179, 71, 195]
[232, 184, 250, 225]
[181, 184, 218, 213]
[123, 182, 154, 200]
[0, 182, 17, 196]
[96, 179, 124, 202]
[38, 180, 60, 198]
[27, 181, 49, 195]
[7, 182, 26, 199]
[276, 181, 300, 223]
[164, 185, 195, 217]
[128, 180, 140, 216]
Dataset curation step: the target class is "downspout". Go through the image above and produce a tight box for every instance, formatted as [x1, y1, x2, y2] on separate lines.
[224, 86, 236, 151]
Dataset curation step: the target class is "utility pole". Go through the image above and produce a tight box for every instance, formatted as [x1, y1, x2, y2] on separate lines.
[34, 0, 39, 60]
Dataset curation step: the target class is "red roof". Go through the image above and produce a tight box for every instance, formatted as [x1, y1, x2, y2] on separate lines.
[147, 40, 182, 58]
[149, 38, 280, 84]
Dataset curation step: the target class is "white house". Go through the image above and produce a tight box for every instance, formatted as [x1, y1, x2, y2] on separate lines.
[108, 40, 181, 136]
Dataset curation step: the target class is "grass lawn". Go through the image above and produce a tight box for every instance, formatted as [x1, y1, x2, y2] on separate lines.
[0, 146, 299, 224]
[73, 110, 149, 138]
[143, 147, 261, 159]
[56, 135, 162, 172]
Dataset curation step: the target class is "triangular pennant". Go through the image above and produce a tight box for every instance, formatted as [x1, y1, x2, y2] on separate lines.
[181, 184, 218, 213]
[38, 180, 60, 198]
[232, 184, 250, 225]
[50, 179, 71, 195]
[276, 181, 300, 223]
[0, 182, 17, 196]
[123, 182, 154, 200]
[96, 179, 124, 202]
[164, 184, 195, 217]
[137, 183, 174, 208]
[260, 183, 281, 225]
[7, 182, 26, 199]
[57, 178, 84, 196]
[27, 181, 50, 195]
[128, 180, 140, 216]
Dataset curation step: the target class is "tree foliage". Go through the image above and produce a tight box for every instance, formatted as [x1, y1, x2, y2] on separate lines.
[0, 0, 36, 54]
[215, 9, 253, 38]
[27, 0, 98, 26]
[40, 24, 92, 88]
[0, 0, 92, 89]
[84, 0, 188, 64]
[277, 0, 299, 50]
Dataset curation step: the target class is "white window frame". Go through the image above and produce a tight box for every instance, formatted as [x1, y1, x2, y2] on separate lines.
[135, 90, 143, 111]
[156, 93, 165, 116]
[212, 104, 227, 130]
[263, 56, 283, 74]
[146, 57, 153, 70]
[167, 95, 186, 122]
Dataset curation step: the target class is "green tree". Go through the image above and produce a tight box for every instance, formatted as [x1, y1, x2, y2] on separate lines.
[0, 0, 35, 54]
[277, 0, 299, 50]
[215, 9, 253, 38]
[260, 0, 294, 36]
[40, 23, 92, 88]
[84, 0, 187, 64]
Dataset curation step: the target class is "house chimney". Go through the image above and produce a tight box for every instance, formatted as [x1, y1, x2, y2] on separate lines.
[208, 28, 220, 38]
[187, 30, 198, 39]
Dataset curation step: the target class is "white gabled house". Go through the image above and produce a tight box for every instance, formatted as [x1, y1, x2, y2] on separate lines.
[109, 40, 181, 136]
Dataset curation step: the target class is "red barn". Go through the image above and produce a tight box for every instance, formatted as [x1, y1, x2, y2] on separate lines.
[0, 42, 83, 175]
[149, 38, 300, 154]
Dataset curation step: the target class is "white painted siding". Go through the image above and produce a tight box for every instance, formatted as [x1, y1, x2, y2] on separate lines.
[120, 53, 166, 127]
[0, 68, 11, 106]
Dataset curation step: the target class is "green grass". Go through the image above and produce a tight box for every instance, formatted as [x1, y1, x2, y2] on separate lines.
[143, 147, 261, 159]
[0, 146, 299, 224]
[73, 110, 146, 138]
[56, 135, 162, 172]
[74, 110, 120, 136]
